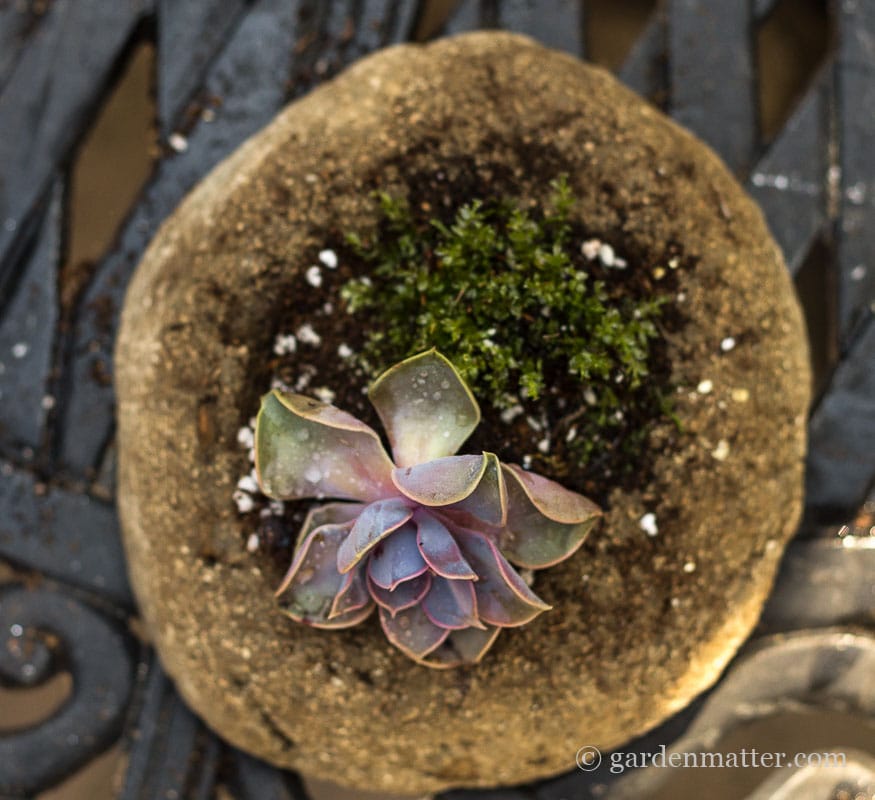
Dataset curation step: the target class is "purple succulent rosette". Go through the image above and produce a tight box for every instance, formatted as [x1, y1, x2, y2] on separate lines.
[254, 349, 601, 668]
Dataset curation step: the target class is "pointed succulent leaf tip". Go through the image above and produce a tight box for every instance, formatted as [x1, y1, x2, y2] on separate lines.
[445, 452, 507, 527]
[379, 603, 450, 661]
[501, 464, 602, 568]
[368, 571, 432, 617]
[453, 527, 552, 627]
[275, 521, 353, 596]
[335, 497, 413, 573]
[296, 502, 364, 549]
[421, 576, 484, 630]
[366, 523, 429, 590]
[420, 626, 502, 669]
[392, 454, 486, 507]
[368, 349, 481, 467]
[255, 390, 395, 504]
[328, 566, 370, 619]
[414, 510, 477, 580]
[275, 523, 374, 628]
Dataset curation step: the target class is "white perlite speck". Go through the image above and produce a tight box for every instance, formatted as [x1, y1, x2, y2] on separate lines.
[233, 490, 255, 514]
[537, 438, 550, 454]
[167, 133, 188, 153]
[291, 365, 317, 392]
[237, 473, 259, 494]
[246, 533, 260, 552]
[500, 404, 524, 424]
[237, 426, 255, 449]
[338, 343, 353, 359]
[711, 439, 730, 461]
[639, 513, 658, 537]
[696, 379, 713, 394]
[581, 239, 601, 260]
[306, 266, 322, 288]
[168, 133, 188, 152]
[273, 333, 297, 355]
[314, 386, 335, 404]
[318, 249, 338, 269]
[296, 323, 321, 346]
[683, 560, 696, 573]
[598, 243, 615, 267]
[270, 377, 293, 392]
[720, 337, 736, 352]
[269, 500, 285, 516]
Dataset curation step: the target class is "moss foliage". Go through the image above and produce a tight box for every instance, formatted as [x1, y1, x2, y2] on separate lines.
[340, 178, 675, 473]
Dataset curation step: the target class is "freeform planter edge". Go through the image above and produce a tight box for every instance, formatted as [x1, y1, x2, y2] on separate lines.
[115, 32, 810, 794]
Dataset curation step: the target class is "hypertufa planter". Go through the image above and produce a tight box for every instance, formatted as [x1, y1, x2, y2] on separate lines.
[115, 32, 810, 795]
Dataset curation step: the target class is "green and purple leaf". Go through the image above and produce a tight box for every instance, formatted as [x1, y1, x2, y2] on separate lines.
[421, 576, 483, 630]
[419, 626, 502, 669]
[453, 527, 552, 627]
[501, 463, 602, 568]
[445, 452, 507, 526]
[392, 454, 486, 506]
[336, 497, 413, 573]
[276, 522, 373, 628]
[296, 502, 364, 549]
[255, 391, 395, 503]
[414, 510, 477, 580]
[379, 604, 450, 661]
[328, 566, 371, 619]
[368, 572, 431, 617]
[366, 523, 429, 590]
[369, 349, 480, 467]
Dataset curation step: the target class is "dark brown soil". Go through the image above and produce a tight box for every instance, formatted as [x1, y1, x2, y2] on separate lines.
[115, 33, 810, 795]
[244, 152, 696, 578]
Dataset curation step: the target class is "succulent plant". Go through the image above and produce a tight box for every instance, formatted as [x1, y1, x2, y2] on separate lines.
[255, 349, 601, 668]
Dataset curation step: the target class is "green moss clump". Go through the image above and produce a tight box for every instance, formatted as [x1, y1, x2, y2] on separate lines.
[340, 177, 675, 474]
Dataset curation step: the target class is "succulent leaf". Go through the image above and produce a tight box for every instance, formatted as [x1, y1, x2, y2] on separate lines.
[391, 454, 486, 506]
[366, 523, 429, 590]
[328, 566, 371, 619]
[276, 523, 374, 628]
[420, 626, 502, 669]
[369, 349, 480, 467]
[255, 390, 395, 503]
[421, 575, 483, 630]
[336, 497, 414, 573]
[501, 463, 602, 568]
[379, 604, 450, 661]
[414, 510, 477, 580]
[259, 350, 602, 668]
[445, 451, 507, 527]
[453, 527, 552, 627]
[297, 502, 365, 548]
[368, 571, 432, 617]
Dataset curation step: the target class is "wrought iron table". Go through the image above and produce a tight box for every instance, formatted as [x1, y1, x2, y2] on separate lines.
[0, 1, 873, 798]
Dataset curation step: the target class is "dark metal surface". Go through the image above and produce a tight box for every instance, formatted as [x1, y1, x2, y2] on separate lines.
[0, 0, 873, 798]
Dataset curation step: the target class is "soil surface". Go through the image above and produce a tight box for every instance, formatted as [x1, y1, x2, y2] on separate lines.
[115, 32, 810, 794]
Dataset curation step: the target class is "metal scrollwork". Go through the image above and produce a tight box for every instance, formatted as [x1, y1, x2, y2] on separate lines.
[0, 585, 134, 796]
